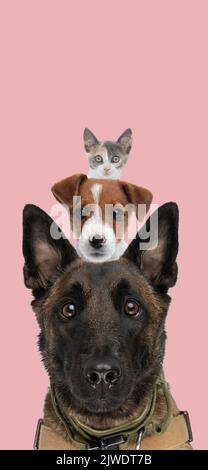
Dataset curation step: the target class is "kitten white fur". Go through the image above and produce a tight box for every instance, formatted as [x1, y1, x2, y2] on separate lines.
[87, 167, 121, 179]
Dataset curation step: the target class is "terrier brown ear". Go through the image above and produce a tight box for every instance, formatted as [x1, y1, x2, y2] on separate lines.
[51, 174, 87, 207]
[120, 180, 153, 221]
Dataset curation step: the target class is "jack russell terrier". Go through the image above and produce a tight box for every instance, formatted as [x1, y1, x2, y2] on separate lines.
[51, 174, 152, 263]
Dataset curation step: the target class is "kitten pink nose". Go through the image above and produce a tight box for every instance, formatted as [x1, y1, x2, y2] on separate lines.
[104, 168, 111, 174]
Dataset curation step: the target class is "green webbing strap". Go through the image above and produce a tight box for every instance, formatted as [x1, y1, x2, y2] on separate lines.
[50, 374, 173, 450]
[152, 375, 173, 434]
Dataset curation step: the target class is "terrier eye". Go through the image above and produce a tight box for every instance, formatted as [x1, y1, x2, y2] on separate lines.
[112, 155, 120, 163]
[75, 207, 87, 219]
[124, 299, 141, 317]
[95, 155, 103, 163]
[61, 302, 77, 319]
[113, 209, 124, 221]
[81, 207, 86, 219]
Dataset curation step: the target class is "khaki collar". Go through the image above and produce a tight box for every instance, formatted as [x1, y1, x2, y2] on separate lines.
[34, 375, 193, 450]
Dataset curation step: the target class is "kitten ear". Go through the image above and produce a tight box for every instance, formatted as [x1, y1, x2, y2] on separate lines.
[83, 128, 99, 152]
[117, 128, 132, 154]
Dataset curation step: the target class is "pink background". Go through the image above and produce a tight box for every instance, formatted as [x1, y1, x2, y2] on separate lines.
[0, 0, 207, 450]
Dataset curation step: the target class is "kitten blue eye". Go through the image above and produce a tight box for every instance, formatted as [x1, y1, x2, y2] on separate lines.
[112, 155, 120, 163]
[95, 155, 103, 163]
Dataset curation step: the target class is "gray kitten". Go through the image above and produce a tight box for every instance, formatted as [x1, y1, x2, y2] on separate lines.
[84, 128, 132, 179]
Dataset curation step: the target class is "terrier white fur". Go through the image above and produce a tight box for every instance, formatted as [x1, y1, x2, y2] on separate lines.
[76, 184, 127, 262]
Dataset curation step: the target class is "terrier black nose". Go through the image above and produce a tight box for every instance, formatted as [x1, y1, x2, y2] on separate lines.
[85, 362, 121, 389]
[89, 234, 105, 249]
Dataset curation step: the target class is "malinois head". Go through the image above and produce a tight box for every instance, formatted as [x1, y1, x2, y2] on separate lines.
[22, 202, 178, 424]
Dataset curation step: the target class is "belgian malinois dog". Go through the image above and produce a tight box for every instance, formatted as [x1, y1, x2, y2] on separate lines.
[22, 202, 193, 450]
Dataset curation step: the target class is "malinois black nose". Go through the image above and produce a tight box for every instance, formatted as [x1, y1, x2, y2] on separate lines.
[84, 359, 121, 389]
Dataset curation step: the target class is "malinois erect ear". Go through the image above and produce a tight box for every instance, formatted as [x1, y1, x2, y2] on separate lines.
[123, 202, 179, 292]
[22, 204, 78, 292]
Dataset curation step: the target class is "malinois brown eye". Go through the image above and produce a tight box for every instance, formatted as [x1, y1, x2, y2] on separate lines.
[124, 299, 140, 317]
[61, 303, 76, 319]
[112, 155, 120, 163]
[95, 155, 103, 163]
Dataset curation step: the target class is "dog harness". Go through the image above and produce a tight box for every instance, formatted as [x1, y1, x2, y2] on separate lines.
[34, 376, 193, 450]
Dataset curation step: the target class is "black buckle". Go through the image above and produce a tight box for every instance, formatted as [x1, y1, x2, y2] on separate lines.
[86, 434, 126, 450]
[33, 418, 44, 450]
[180, 410, 193, 443]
